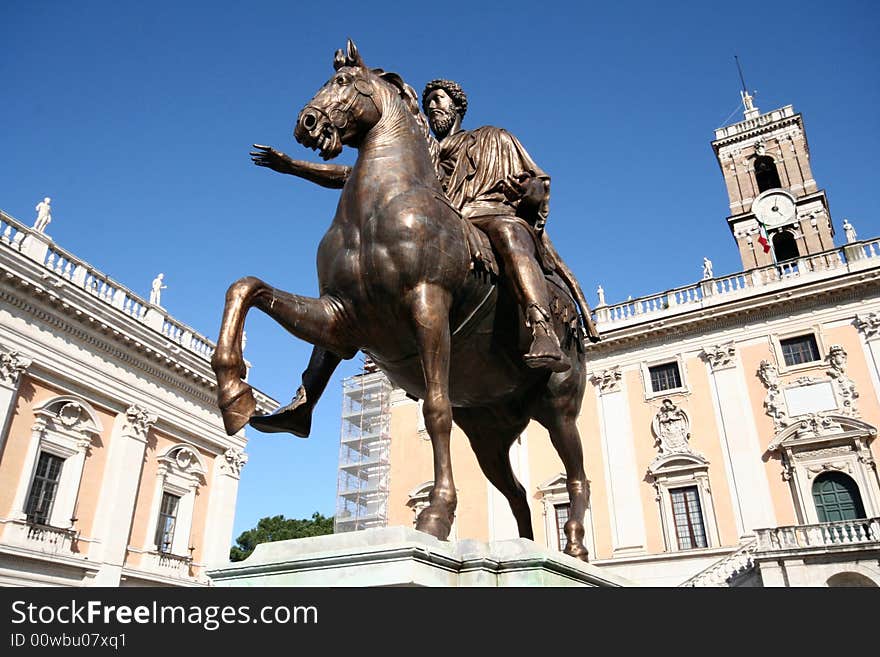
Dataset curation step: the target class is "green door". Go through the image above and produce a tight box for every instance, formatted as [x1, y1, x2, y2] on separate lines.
[812, 472, 866, 522]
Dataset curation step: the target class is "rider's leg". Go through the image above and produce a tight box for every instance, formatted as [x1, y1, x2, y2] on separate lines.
[483, 218, 569, 372]
[249, 346, 341, 437]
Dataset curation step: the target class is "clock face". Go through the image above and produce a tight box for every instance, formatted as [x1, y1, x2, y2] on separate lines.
[753, 190, 797, 228]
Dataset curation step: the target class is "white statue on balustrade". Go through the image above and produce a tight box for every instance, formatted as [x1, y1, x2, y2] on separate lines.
[596, 285, 606, 307]
[842, 219, 858, 244]
[150, 273, 167, 307]
[702, 256, 713, 280]
[33, 197, 52, 234]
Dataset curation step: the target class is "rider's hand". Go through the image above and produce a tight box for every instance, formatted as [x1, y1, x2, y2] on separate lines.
[250, 144, 292, 173]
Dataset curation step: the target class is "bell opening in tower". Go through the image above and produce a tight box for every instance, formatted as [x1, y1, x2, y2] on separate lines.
[772, 231, 799, 261]
[754, 155, 782, 192]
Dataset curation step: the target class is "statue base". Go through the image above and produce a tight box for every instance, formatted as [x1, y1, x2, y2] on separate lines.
[207, 526, 635, 587]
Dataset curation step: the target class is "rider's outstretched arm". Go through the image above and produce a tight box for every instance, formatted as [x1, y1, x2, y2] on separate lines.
[251, 144, 351, 189]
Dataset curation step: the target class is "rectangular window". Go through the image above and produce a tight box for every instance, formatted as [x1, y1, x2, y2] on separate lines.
[780, 334, 820, 367]
[154, 492, 180, 553]
[670, 486, 708, 550]
[649, 362, 682, 393]
[25, 452, 64, 526]
[554, 504, 569, 552]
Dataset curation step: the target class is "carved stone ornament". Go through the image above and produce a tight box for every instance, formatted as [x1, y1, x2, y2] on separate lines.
[791, 413, 844, 440]
[757, 360, 788, 430]
[855, 313, 880, 341]
[591, 367, 622, 394]
[123, 404, 158, 440]
[826, 344, 859, 417]
[58, 402, 85, 428]
[702, 342, 737, 371]
[652, 399, 693, 455]
[0, 348, 31, 386]
[222, 447, 248, 476]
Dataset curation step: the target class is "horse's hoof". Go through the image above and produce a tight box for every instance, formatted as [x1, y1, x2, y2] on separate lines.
[218, 384, 257, 436]
[564, 543, 589, 562]
[415, 509, 453, 541]
[249, 386, 312, 437]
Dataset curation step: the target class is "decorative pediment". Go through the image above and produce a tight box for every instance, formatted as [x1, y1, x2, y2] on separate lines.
[648, 452, 710, 477]
[406, 481, 434, 504]
[157, 444, 207, 492]
[537, 473, 569, 495]
[32, 396, 103, 452]
[768, 414, 876, 452]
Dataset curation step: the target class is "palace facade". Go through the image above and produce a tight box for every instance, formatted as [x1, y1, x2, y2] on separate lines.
[0, 209, 275, 586]
[334, 96, 880, 586]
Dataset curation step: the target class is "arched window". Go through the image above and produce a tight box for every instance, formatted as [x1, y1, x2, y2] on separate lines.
[812, 472, 866, 522]
[754, 155, 782, 192]
[772, 231, 799, 261]
[826, 572, 878, 587]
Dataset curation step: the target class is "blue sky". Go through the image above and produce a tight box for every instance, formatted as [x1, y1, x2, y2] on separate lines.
[2, 1, 878, 541]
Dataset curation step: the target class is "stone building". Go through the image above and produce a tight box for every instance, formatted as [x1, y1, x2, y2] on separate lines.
[335, 94, 880, 586]
[0, 209, 275, 586]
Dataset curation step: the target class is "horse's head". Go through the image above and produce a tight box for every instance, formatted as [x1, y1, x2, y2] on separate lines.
[295, 40, 410, 161]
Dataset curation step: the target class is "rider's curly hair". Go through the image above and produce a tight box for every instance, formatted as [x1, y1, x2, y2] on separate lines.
[422, 79, 468, 118]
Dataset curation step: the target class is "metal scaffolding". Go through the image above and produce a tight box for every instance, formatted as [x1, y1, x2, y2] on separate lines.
[334, 360, 392, 533]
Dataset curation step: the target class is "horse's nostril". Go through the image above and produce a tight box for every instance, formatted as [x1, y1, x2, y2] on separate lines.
[302, 113, 317, 131]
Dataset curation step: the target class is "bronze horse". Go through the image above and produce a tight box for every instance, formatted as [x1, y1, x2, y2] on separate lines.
[211, 41, 591, 560]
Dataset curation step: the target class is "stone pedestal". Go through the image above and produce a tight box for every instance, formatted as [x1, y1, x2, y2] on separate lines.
[207, 526, 636, 587]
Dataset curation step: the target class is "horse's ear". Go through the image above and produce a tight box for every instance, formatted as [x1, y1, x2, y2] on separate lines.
[333, 49, 346, 71]
[346, 38, 365, 68]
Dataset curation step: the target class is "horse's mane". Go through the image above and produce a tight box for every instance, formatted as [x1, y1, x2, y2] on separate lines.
[371, 67, 442, 180]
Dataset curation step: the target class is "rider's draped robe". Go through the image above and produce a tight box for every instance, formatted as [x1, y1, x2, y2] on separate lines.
[433, 125, 601, 342]
[436, 126, 549, 226]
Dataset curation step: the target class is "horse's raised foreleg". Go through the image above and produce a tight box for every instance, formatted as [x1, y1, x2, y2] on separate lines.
[212, 276, 354, 435]
[409, 283, 456, 541]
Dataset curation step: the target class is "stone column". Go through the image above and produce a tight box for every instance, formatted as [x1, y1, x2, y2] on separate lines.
[203, 447, 248, 568]
[89, 405, 157, 586]
[702, 343, 777, 538]
[590, 367, 647, 555]
[0, 348, 31, 457]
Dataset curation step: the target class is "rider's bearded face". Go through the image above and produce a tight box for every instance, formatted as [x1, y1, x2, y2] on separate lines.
[425, 89, 459, 139]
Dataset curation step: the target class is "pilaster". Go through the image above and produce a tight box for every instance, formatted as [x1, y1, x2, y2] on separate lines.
[590, 367, 647, 555]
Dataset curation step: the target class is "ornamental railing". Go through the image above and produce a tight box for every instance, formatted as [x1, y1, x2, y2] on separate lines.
[1, 209, 215, 362]
[679, 540, 757, 587]
[756, 517, 880, 552]
[593, 239, 880, 331]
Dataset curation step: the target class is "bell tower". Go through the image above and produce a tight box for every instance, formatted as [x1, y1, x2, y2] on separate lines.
[711, 91, 835, 270]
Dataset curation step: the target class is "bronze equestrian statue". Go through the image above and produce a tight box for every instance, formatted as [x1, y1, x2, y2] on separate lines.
[211, 41, 597, 560]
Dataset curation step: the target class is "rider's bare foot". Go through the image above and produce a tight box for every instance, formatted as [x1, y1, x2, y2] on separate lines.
[249, 385, 313, 437]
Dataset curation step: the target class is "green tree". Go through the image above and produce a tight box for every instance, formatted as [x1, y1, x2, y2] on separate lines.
[229, 512, 334, 562]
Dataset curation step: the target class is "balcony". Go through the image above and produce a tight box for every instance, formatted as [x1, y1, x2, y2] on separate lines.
[140, 550, 194, 579]
[756, 518, 880, 555]
[0, 519, 79, 556]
